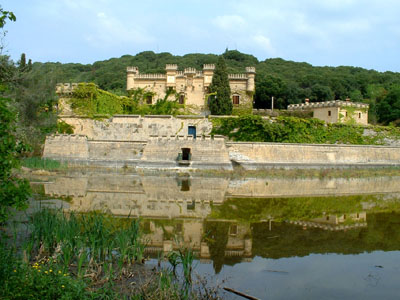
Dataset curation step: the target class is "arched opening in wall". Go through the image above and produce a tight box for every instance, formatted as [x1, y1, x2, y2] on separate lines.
[232, 94, 240, 105]
[146, 95, 152, 104]
[179, 93, 185, 104]
[181, 148, 191, 160]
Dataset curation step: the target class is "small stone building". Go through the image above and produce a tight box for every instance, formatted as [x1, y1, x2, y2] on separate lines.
[127, 64, 256, 113]
[288, 100, 369, 125]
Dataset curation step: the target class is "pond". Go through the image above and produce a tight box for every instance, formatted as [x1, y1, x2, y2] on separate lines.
[28, 171, 400, 299]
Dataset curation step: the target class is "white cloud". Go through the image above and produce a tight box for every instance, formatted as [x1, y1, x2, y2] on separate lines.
[213, 15, 247, 31]
[252, 34, 275, 55]
[85, 12, 155, 47]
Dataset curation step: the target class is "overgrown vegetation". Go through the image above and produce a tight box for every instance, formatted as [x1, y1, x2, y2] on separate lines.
[211, 115, 400, 144]
[69, 83, 182, 118]
[0, 8, 31, 224]
[0, 209, 222, 299]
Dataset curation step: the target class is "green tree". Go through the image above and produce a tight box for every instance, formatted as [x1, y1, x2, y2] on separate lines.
[19, 53, 26, 70]
[208, 56, 232, 115]
[0, 7, 30, 224]
[376, 86, 400, 125]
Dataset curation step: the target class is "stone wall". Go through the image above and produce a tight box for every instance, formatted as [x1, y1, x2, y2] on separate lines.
[43, 135, 400, 169]
[43, 134, 89, 160]
[59, 115, 213, 141]
[140, 135, 232, 170]
[227, 142, 400, 168]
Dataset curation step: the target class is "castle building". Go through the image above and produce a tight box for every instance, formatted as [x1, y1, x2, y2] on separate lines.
[288, 99, 369, 125]
[126, 64, 256, 113]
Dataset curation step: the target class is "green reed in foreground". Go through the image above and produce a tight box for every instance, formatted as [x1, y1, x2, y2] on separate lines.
[1, 209, 222, 299]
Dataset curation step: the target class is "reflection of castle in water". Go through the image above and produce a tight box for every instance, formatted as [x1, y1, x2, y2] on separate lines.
[288, 212, 367, 231]
[42, 173, 400, 267]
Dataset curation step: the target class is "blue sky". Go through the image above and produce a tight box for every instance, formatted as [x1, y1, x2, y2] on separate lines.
[2, 0, 400, 72]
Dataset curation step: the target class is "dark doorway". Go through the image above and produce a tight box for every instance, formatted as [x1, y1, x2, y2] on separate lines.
[182, 148, 191, 160]
[181, 179, 190, 191]
[188, 126, 196, 139]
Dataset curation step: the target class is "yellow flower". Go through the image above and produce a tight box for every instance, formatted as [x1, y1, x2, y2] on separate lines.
[45, 271, 48, 274]
[49, 269, 52, 272]
[13, 270, 17, 272]
[38, 270, 41, 272]
[61, 285, 65, 288]
[58, 271, 62, 274]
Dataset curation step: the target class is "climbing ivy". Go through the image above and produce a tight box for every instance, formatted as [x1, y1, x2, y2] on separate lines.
[67, 83, 182, 117]
[211, 115, 400, 145]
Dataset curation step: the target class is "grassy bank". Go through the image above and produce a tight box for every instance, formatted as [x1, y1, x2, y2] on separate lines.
[0, 209, 221, 299]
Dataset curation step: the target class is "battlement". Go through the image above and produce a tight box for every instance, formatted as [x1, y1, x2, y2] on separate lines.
[135, 73, 166, 79]
[184, 67, 197, 74]
[148, 135, 225, 141]
[246, 67, 256, 73]
[127, 66, 139, 73]
[56, 83, 78, 95]
[288, 100, 369, 111]
[203, 64, 215, 70]
[165, 64, 178, 70]
[228, 74, 248, 80]
[47, 134, 88, 141]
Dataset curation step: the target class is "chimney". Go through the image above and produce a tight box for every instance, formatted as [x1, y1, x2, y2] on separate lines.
[305, 98, 310, 104]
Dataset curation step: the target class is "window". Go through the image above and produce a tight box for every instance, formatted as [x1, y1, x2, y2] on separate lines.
[146, 95, 152, 104]
[345, 111, 348, 117]
[179, 94, 185, 105]
[359, 113, 361, 119]
[229, 224, 238, 236]
[232, 94, 240, 105]
[328, 110, 331, 117]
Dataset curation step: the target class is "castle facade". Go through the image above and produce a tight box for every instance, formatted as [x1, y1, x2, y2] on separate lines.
[126, 64, 256, 113]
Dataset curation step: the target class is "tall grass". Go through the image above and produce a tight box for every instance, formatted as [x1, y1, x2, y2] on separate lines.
[27, 209, 144, 277]
[21, 157, 67, 170]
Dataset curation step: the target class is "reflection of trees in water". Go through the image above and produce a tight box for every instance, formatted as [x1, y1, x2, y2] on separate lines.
[204, 221, 229, 274]
[251, 212, 400, 259]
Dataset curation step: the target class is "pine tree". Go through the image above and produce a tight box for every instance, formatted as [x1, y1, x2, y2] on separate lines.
[208, 56, 232, 115]
[19, 53, 26, 70]
[27, 59, 32, 71]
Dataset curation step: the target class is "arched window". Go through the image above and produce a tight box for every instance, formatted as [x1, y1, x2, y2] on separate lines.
[146, 95, 152, 104]
[232, 94, 240, 105]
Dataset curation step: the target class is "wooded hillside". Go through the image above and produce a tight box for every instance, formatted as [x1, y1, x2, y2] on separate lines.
[28, 50, 400, 124]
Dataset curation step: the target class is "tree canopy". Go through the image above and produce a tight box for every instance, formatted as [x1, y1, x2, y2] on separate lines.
[208, 56, 232, 115]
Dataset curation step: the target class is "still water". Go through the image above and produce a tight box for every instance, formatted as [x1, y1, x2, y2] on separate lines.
[30, 171, 400, 299]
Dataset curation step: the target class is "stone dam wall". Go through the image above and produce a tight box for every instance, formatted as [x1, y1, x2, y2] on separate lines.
[43, 135, 400, 169]
[227, 142, 400, 169]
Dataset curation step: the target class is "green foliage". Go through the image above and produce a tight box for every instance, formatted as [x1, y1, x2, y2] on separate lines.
[209, 194, 399, 223]
[208, 56, 232, 115]
[0, 6, 16, 29]
[69, 84, 181, 117]
[21, 157, 66, 170]
[57, 120, 74, 134]
[211, 115, 400, 144]
[0, 98, 30, 223]
[376, 86, 400, 125]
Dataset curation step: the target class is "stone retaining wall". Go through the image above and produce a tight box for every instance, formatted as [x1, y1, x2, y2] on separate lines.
[43, 135, 400, 169]
[227, 142, 400, 169]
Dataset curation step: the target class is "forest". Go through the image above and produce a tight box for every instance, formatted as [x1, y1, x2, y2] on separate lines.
[22, 49, 400, 123]
[1, 49, 400, 155]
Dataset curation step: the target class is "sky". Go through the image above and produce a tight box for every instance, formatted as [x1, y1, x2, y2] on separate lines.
[1, 0, 400, 72]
